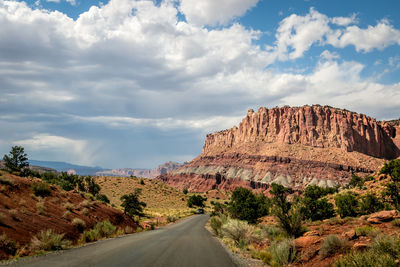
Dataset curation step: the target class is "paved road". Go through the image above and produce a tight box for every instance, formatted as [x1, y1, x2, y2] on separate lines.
[9, 214, 238, 267]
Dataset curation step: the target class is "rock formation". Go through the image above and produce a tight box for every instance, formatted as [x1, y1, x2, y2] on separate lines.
[96, 161, 187, 178]
[158, 105, 400, 192]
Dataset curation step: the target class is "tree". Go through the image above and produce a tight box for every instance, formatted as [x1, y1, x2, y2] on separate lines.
[228, 187, 270, 223]
[3, 146, 29, 173]
[85, 176, 101, 196]
[334, 193, 359, 218]
[381, 159, 400, 209]
[120, 188, 147, 219]
[302, 185, 335, 221]
[359, 193, 384, 215]
[187, 194, 206, 208]
[270, 183, 305, 237]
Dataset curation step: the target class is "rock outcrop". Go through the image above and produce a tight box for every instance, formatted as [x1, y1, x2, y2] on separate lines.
[158, 105, 400, 192]
[96, 161, 187, 178]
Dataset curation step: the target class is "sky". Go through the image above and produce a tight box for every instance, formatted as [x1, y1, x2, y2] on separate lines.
[0, 0, 400, 169]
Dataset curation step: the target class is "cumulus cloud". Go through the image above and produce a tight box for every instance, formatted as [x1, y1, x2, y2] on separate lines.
[179, 0, 259, 26]
[0, 1, 399, 167]
[14, 134, 96, 165]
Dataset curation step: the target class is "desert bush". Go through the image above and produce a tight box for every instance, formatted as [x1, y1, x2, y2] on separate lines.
[81, 208, 89, 216]
[228, 187, 270, 224]
[167, 215, 178, 223]
[96, 194, 110, 204]
[36, 199, 46, 215]
[81, 220, 116, 243]
[31, 182, 51, 197]
[31, 229, 70, 251]
[0, 234, 17, 257]
[269, 239, 296, 267]
[63, 210, 71, 220]
[334, 192, 359, 218]
[391, 218, 400, 227]
[72, 218, 86, 232]
[140, 179, 145, 185]
[319, 234, 348, 258]
[80, 200, 91, 209]
[260, 225, 284, 240]
[0, 175, 14, 186]
[183, 188, 188, 194]
[333, 251, 396, 267]
[355, 226, 379, 237]
[210, 216, 223, 236]
[348, 174, 364, 188]
[381, 159, 400, 209]
[221, 219, 252, 245]
[359, 194, 384, 215]
[124, 226, 135, 234]
[250, 249, 272, 264]
[64, 202, 74, 211]
[211, 201, 227, 216]
[371, 235, 400, 258]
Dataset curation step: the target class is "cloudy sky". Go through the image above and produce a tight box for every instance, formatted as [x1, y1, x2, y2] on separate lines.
[1, 0, 400, 169]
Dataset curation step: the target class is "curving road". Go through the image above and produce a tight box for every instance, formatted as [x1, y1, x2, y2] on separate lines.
[9, 214, 239, 267]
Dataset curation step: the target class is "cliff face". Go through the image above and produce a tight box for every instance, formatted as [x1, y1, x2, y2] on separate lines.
[203, 105, 400, 159]
[158, 105, 400, 192]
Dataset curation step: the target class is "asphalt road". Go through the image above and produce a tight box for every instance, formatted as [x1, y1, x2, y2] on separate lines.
[8, 214, 239, 267]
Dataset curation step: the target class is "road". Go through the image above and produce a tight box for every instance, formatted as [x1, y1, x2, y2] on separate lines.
[9, 214, 239, 267]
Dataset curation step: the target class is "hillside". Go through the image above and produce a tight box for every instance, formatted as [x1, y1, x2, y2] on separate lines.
[158, 105, 400, 192]
[0, 171, 136, 260]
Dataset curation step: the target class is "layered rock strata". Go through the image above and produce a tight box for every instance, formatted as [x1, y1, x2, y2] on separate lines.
[158, 105, 400, 192]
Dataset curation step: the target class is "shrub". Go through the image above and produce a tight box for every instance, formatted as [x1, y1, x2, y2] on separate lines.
[187, 194, 207, 208]
[80, 200, 91, 209]
[391, 218, 400, 227]
[319, 234, 348, 258]
[166, 215, 178, 223]
[359, 194, 384, 215]
[64, 202, 74, 211]
[381, 159, 400, 209]
[371, 235, 400, 258]
[96, 194, 110, 204]
[36, 201, 46, 215]
[210, 216, 223, 236]
[81, 208, 89, 216]
[269, 239, 296, 267]
[334, 193, 359, 218]
[0, 175, 14, 186]
[31, 229, 70, 251]
[260, 225, 284, 240]
[81, 220, 116, 243]
[31, 182, 51, 197]
[302, 185, 335, 221]
[250, 249, 272, 264]
[333, 251, 396, 267]
[211, 202, 227, 216]
[183, 188, 188, 195]
[124, 226, 135, 234]
[140, 179, 145, 185]
[0, 234, 17, 256]
[348, 174, 364, 188]
[355, 226, 379, 237]
[228, 187, 270, 223]
[72, 218, 86, 232]
[270, 183, 305, 237]
[121, 188, 147, 219]
[63, 210, 71, 220]
[221, 219, 252, 245]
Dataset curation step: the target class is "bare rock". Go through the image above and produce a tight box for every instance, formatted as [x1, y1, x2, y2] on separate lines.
[295, 236, 321, 248]
[342, 229, 357, 240]
[304, 230, 320, 237]
[367, 210, 398, 224]
[353, 242, 369, 250]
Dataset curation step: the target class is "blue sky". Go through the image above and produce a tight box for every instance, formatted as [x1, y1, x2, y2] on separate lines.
[0, 0, 399, 169]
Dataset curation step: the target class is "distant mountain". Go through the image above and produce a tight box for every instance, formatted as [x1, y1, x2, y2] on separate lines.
[96, 161, 187, 178]
[0, 160, 57, 174]
[28, 160, 105, 176]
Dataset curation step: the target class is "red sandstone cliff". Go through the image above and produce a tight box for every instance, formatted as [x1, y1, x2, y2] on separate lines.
[158, 105, 400, 192]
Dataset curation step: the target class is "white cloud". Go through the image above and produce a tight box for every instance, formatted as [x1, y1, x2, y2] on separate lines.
[320, 50, 340, 60]
[331, 13, 357, 26]
[328, 19, 400, 52]
[179, 0, 259, 26]
[14, 134, 96, 165]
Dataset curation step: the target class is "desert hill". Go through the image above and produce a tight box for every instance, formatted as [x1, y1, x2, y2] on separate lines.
[158, 105, 400, 192]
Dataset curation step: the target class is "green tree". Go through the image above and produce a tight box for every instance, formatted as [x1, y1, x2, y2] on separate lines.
[302, 185, 335, 221]
[381, 159, 400, 210]
[228, 187, 270, 223]
[187, 194, 206, 208]
[270, 183, 305, 237]
[120, 188, 147, 219]
[334, 193, 359, 218]
[3, 146, 29, 173]
[359, 193, 384, 215]
[85, 176, 101, 196]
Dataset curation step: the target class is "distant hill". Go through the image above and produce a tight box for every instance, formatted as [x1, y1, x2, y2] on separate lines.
[28, 160, 105, 175]
[96, 161, 187, 178]
[0, 160, 57, 174]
